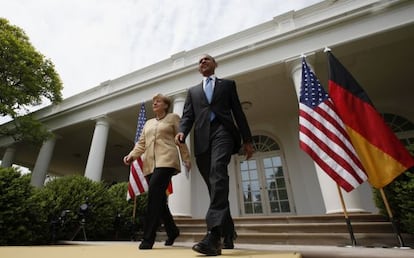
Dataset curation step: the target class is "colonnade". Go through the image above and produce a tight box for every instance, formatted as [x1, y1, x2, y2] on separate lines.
[1, 59, 367, 215]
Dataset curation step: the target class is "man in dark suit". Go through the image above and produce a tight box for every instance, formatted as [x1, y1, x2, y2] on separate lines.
[175, 54, 253, 256]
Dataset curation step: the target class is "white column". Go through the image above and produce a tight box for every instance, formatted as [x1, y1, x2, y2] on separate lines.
[84, 117, 109, 182]
[168, 93, 192, 217]
[289, 57, 366, 213]
[31, 137, 56, 187]
[1, 146, 16, 168]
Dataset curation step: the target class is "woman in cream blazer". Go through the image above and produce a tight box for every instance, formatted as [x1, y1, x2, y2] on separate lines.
[123, 94, 191, 250]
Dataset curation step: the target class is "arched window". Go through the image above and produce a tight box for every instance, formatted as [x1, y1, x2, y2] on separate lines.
[252, 135, 280, 152]
[239, 135, 280, 155]
[383, 113, 414, 149]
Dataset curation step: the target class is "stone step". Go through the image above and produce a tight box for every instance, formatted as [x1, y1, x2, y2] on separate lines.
[169, 232, 411, 247]
[174, 214, 390, 225]
[154, 214, 414, 247]
[176, 221, 394, 233]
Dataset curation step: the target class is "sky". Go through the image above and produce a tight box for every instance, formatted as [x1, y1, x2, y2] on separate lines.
[1, 0, 321, 99]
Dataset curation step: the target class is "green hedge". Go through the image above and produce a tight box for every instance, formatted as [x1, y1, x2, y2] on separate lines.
[32, 175, 116, 241]
[0, 167, 48, 245]
[0, 167, 147, 245]
[373, 170, 414, 234]
[107, 182, 147, 240]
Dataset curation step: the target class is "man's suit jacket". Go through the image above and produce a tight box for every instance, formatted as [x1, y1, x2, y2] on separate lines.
[180, 78, 252, 156]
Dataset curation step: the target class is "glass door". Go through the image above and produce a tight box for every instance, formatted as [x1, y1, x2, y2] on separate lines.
[238, 152, 294, 216]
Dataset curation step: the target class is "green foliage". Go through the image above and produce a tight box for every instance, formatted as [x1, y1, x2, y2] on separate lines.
[32, 175, 116, 241]
[0, 167, 48, 245]
[107, 182, 148, 240]
[0, 168, 148, 244]
[0, 17, 62, 144]
[373, 170, 414, 234]
[4, 115, 55, 145]
[373, 141, 414, 234]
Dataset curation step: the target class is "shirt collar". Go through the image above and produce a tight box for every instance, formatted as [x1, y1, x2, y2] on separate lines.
[204, 75, 216, 82]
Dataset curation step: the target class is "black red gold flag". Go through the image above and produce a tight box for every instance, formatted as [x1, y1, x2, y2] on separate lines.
[327, 51, 414, 188]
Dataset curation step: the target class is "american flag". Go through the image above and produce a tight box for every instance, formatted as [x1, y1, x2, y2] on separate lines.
[127, 103, 148, 200]
[298, 57, 367, 192]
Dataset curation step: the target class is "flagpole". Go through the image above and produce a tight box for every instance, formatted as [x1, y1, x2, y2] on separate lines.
[132, 195, 137, 220]
[336, 184, 357, 246]
[379, 188, 406, 248]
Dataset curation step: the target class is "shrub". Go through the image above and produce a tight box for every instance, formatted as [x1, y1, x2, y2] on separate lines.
[373, 170, 414, 234]
[0, 167, 47, 245]
[0, 169, 149, 244]
[32, 175, 116, 241]
[107, 182, 147, 240]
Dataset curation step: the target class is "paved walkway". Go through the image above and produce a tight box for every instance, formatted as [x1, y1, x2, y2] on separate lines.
[0, 241, 413, 258]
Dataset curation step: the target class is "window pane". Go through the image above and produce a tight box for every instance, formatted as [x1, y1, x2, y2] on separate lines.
[243, 191, 251, 202]
[248, 160, 257, 169]
[268, 190, 278, 201]
[253, 203, 263, 213]
[240, 161, 248, 171]
[263, 158, 272, 168]
[265, 168, 273, 179]
[244, 203, 253, 214]
[241, 170, 249, 180]
[280, 201, 291, 212]
[275, 167, 283, 177]
[270, 202, 280, 213]
[267, 180, 277, 190]
[278, 189, 288, 200]
[276, 178, 285, 188]
[250, 180, 260, 191]
[252, 191, 261, 202]
[272, 156, 282, 167]
[242, 182, 251, 191]
[250, 170, 258, 180]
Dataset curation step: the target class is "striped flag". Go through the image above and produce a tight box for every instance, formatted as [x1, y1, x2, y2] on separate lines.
[327, 51, 414, 188]
[299, 57, 367, 192]
[127, 103, 148, 200]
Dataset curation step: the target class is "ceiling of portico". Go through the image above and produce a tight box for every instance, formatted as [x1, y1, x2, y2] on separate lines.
[2, 22, 414, 182]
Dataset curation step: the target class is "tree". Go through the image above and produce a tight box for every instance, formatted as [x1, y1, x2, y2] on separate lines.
[0, 17, 62, 144]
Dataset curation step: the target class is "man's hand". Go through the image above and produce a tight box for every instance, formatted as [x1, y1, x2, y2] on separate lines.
[175, 132, 185, 145]
[184, 160, 191, 171]
[244, 142, 254, 160]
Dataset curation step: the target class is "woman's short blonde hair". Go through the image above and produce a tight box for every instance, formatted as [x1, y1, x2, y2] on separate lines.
[152, 93, 171, 112]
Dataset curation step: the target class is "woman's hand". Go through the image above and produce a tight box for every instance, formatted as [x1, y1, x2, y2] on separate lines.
[123, 155, 133, 165]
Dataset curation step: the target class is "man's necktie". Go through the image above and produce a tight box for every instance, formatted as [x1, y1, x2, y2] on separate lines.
[205, 77, 213, 103]
[205, 77, 215, 121]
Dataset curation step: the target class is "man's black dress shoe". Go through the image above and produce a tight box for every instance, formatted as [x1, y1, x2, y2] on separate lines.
[223, 236, 234, 249]
[223, 231, 237, 249]
[192, 232, 222, 256]
[139, 240, 153, 249]
[165, 229, 180, 246]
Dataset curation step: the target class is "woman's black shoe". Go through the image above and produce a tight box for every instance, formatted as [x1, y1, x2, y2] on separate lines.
[139, 240, 153, 249]
[165, 229, 180, 246]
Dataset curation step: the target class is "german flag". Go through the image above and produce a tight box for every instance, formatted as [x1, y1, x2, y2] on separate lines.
[327, 51, 414, 189]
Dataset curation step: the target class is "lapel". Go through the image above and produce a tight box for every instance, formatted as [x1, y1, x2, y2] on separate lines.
[196, 82, 209, 103]
[211, 78, 222, 101]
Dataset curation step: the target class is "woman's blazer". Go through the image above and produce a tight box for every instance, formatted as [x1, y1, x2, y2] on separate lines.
[128, 113, 190, 175]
